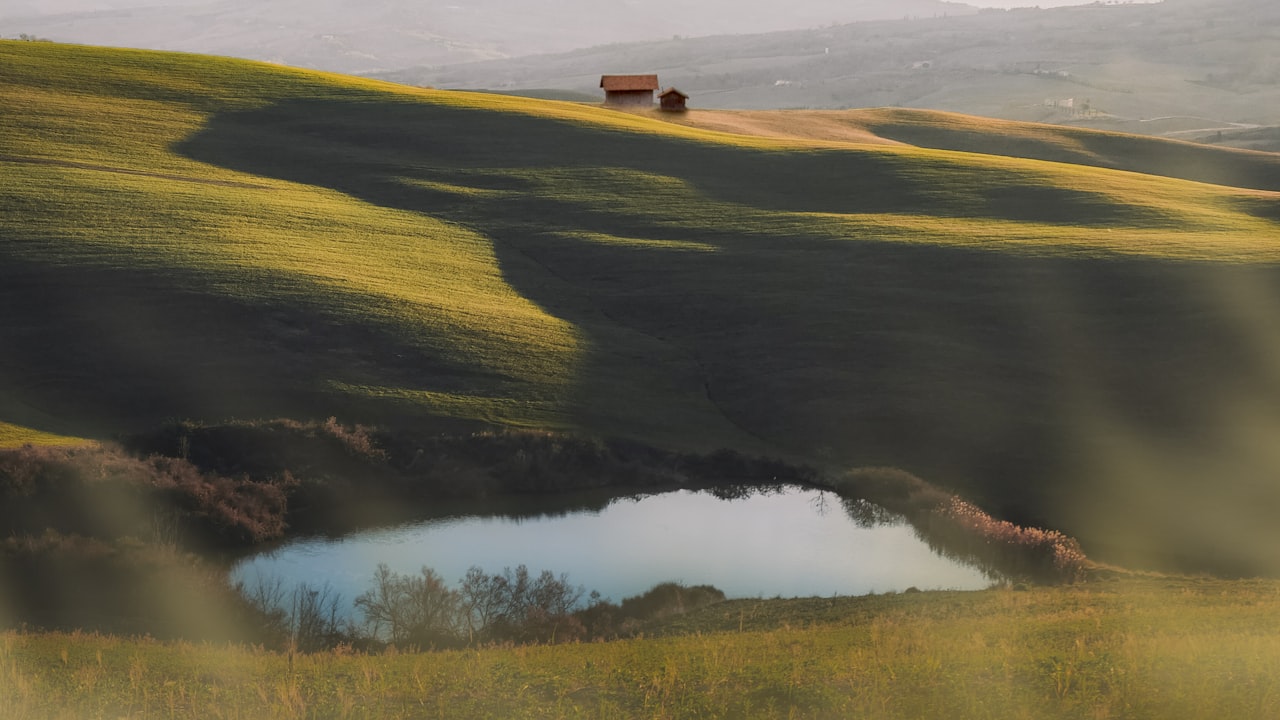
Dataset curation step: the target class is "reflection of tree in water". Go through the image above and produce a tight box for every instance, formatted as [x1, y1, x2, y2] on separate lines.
[703, 482, 786, 501]
[822, 468, 1087, 584]
[832, 490, 1007, 581]
[840, 496, 900, 528]
[810, 490, 830, 517]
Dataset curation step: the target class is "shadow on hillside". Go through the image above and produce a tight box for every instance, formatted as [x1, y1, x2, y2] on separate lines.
[174, 98, 1165, 224]
[174, 97, 1280, 577]
[0, 258, 490, 439]
[856, 111, 1280, 194]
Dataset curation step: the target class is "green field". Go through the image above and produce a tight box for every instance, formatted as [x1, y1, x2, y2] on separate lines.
[5, 41, 1280, 575]
[6, 39, 1280, 718]
[5, 578, 1280, 719]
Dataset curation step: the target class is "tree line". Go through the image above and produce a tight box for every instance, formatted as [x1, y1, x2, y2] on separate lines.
[240, 563, 725, 652]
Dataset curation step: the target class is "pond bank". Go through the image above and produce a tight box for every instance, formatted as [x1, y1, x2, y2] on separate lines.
[0, 418, 1089, 640]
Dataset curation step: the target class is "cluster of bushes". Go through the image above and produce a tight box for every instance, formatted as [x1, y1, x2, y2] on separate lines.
[116, 419, 822, 537]
[926, 497, 1087, 583]
[828, 467, 1088, 583]
[240, 564, 725, 652]
[0, 443, 289, 548]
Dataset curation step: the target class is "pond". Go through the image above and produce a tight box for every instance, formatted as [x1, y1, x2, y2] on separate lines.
[232, 487, 993, 608]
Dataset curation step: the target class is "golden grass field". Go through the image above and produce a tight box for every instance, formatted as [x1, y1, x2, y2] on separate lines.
[5, 578, 1280, 719]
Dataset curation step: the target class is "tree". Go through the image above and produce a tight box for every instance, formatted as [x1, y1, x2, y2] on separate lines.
[354, 563, 406, 643]
[459, 565, 507, 644]
[288, 582, 344, 652]
[455, 565, 587, 644]
[530, 569, 584, 618]
[354, 563, 460, 647]
[237, 573, 345, 651]
[400, 566, 459, 647]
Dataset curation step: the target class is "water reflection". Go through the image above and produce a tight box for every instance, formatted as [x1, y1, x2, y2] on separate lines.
[234, 487, 992, 608]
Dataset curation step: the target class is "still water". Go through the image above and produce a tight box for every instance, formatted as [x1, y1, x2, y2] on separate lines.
[233, 487, 991, 605]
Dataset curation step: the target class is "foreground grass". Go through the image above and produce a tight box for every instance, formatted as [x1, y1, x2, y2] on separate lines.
[4, 578, 1278, 719]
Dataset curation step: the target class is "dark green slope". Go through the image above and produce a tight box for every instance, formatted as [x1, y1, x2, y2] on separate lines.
[179, 97, 1280, 574]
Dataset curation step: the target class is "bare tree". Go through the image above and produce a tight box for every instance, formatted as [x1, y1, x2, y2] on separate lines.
[354, 563, 461, 646]
[459, 565, 507, 644]
[288, 582, 344, 652]
[531, 569, 584, 617]
[401, 566, 460, 647]
[236, 573, 345, 651]
[354, 563, 406, 643]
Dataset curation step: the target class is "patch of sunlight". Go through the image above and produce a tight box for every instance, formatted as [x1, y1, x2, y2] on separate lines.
[797, 212, 1280, 263]
[559, 231, 719, 253]
[0, 164, 583, 386]
[0, 422, 91, 448]
[330, 383, 571, 429]
[396, 177, 514, 198]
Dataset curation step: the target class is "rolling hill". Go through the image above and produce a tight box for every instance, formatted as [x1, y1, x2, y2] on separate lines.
[4, 41, 1280, 575]
[656, 106, 1280, 192]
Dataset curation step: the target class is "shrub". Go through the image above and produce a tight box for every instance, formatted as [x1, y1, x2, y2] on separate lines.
[618, 582, 727, 621]
[0, 444, 290, 548]
[826, 467, 1088, 584]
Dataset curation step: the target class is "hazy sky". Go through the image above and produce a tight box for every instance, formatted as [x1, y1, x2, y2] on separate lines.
[974, 1, 1156, 5]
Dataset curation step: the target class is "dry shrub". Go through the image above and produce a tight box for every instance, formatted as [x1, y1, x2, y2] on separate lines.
[617, 582, 726, 621]
[830, 467, 1088, 584]
[0, 444, 290, 548]
[927, 497, 1088, 584]
[320, 416, 382, 459]
[146, 458, 291, 546]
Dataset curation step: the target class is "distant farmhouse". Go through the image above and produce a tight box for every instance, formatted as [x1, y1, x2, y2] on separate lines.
[600, 75, 689, 111]
[659, 87, 689, 112]
[600, 74, 659, 107]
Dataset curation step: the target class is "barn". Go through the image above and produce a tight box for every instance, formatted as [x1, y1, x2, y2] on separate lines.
[600, 74, 659, 107]
[659, 87, 689, 112]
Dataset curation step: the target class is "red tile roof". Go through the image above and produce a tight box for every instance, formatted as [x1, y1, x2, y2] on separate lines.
[600, 74, 660, 91]
[659, 87, 688, 98]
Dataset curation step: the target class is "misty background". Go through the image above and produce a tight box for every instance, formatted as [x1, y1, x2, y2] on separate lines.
[5, 0, 1273, 148]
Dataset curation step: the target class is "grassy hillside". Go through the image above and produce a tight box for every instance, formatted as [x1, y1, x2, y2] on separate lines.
[5, 578, 1280, 719]
[0, 422, 89, 448]
[658, 106, 1280, 191]
[4, 41, 1280, 574]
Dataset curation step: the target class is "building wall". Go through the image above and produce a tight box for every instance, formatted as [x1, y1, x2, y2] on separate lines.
[605, 90, 654, 107]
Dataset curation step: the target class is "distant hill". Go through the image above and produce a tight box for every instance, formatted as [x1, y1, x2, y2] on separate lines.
[383, 0, 1280, 147]
[5, 41, 1280, 576]
[656, 106, 1280, 192]
[1, 0, 975, 75]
